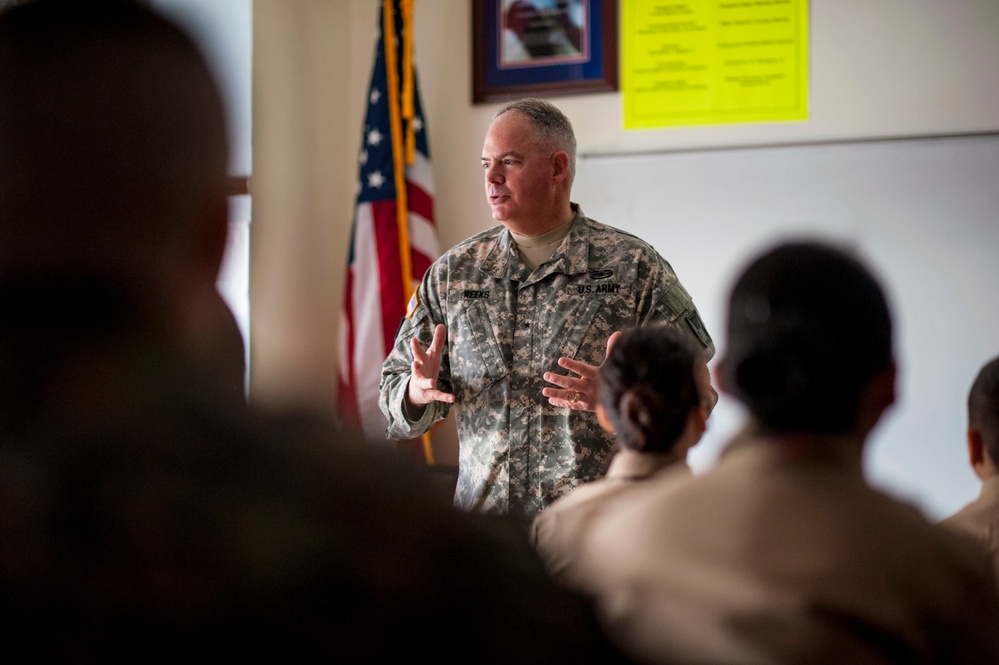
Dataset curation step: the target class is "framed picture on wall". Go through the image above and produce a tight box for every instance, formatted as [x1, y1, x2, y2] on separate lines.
[472, 0, 618, 104]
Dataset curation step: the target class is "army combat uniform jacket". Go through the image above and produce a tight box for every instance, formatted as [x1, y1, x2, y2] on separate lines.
[379, 206, 713, 525]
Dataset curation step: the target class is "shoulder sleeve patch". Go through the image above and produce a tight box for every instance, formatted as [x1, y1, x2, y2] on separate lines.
[684, 309, 715, 357]
[405, 288, 420, 319]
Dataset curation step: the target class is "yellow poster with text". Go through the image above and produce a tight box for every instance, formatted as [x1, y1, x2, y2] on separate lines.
[622, 0, 809, 129]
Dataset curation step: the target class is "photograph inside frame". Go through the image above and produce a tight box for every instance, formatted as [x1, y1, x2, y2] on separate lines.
[500, 0, 588, 68]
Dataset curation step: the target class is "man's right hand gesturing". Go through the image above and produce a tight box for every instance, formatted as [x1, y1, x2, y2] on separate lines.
[406, 323, 455, 412]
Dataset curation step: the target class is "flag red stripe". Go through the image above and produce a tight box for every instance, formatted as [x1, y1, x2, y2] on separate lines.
[407, 181, 433, 225]
[338, 257, 361, 429]
[411, 251, 432, 284]
[372, 199, 407, 356]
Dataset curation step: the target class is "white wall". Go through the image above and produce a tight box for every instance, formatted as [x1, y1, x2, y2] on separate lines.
[252, 0, 999, 488]
[252, 1, 352, 411]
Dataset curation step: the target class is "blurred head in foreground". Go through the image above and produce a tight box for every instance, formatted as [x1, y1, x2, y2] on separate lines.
[719, 239, 896, 438]
[0, 0, 230, 341]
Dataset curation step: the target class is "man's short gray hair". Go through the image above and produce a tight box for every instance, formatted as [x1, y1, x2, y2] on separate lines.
[494, 98, 576, 184]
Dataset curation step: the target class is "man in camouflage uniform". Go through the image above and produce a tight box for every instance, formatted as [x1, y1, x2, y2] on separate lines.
[379, 98, 714, 526]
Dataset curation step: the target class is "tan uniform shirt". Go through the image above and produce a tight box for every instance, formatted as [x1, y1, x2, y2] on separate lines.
[530, 448, 689, 585]
[941, 475, 999, 585]
[576, 426, 999, 665]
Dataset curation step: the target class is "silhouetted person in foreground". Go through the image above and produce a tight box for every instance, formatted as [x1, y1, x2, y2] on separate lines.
[575, 240, 999, 664]
[0, 1, 630, 661]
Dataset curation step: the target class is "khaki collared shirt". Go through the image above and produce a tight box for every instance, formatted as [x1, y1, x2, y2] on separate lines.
[576, 426, 999, 664]
[530, 448, 689, 584]
[942, 475, 999, 585]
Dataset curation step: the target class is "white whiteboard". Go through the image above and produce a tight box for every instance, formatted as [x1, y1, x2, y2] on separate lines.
[575, 133, 999, 521]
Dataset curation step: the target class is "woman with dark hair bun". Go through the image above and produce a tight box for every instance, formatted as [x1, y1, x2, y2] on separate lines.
[530, 324, 712, 586]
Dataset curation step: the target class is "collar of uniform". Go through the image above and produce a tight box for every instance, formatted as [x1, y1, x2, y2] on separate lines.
[719, 421, 866, 479]
[561, 203, 593, 276]
[479, 203, 591, 280]
[605, 447, 687, 482]
[477, 225, 518, 278]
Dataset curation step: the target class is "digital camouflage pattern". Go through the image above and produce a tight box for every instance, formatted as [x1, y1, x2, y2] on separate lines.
[379, 206, 713, 525]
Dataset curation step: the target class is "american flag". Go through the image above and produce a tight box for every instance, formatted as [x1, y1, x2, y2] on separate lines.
[338, 0, 439, 459]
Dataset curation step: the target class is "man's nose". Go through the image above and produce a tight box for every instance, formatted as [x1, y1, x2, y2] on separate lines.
[486, 163, 503, 183]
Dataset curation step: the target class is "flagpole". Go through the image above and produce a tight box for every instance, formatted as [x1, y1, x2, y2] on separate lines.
[382, 0, 411, 295]
[383, 0, 434, 465]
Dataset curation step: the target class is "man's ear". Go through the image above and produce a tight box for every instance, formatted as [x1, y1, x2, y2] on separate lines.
[715, 358, 728, 394]
[673, 403, 709, 461]
[197, 194, 230, 283]
[690, 402, 708, 438]
[177, 193, 230, 347]
[551, 151, 570, 184]
[596, 403, 614, 435]
[858, 361, 897, 432]
[968, 429, 985, 466]
[872, 363, 897, 411]
[967, 428, 993, 481]
[842, 361, 896, 440]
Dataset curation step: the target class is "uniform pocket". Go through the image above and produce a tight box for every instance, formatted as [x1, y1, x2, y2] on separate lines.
[544, 295, 604, 369]
[451, 299, 509, 399]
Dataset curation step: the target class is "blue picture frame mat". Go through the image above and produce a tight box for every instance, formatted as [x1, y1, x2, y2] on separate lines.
[484, 0, 606, 88]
